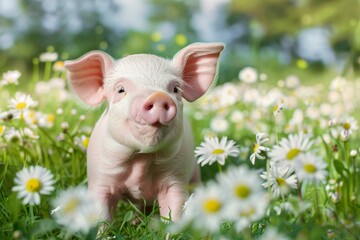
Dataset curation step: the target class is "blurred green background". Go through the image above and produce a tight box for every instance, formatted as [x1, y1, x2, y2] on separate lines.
[0, 0, 359, 83]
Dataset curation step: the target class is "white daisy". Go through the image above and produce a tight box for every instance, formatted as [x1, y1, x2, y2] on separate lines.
[210, 116, 229, 133]
[8, 92, 37, 118]
[39, 52, 58, 62]
[340, 129, 349, 142]
[268, 133, 313, 167]
[330, 76, 347, 92]
[339, 116, 358, 135]
[295, 153, 327, 183]
[238, 67, 258, 83]
[260, 164, 297, 197]
[217, 166, 266, 214]
[216, 166, 269, 232]
[37, 113, 56, 128]
[217, 83, 239, 107]
[284, 75, 300, 89]
[182, 182, 227, 233]
[350, 149, 357, 157]
[52, 186, 102, 233]
[75, 135, 90, 151]
[53, 61, 65, 71]
[260, 228, 290, 240]
[23, 128, 39, 140]
[273, 99, 285, 117]
[23, 110, 39, 127]
[195, 136, 240, 166]
[230, 110, 244, 123]
[12, 166, 55, 205]
[4, 128, 22, 143]
[1, 70, 21, 85]
[233, 196, 269, 232]
[250, 132, 270, 165]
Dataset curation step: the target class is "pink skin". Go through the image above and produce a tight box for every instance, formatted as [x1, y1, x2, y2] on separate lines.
[132, 92, 177, 125]
[65, 42, 224, 222]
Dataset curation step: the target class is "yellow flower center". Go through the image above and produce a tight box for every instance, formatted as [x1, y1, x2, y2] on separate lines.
[82, 138, 89, 148]
[54, 61, 64, 68]
[0, 125, 4, 134]
[212, 148, 224, 155]
[16, 102, 27, 110]
[64, 197, 81, 214]
[273, 105, 279, 112]
[304, 163, 317, 173]
[276, 177, 286, 186]
[253, 143, 259, 153]
[286, 148, 301, 160]
[203, 198, 222, 213]
[240, 207, 256, 217]
[235, 184, 251, 199]
[47, 114, 55, 123]
[26, 178, 41, 192]
[343, 123, 351, 130]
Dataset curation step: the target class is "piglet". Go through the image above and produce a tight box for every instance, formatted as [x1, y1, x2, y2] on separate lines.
[65, 42, 225, 222]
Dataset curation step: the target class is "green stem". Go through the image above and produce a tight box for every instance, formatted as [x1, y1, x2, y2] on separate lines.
[274, 117, 279, 145]
[32, 58, 39, 83]
[344, 141, 351, 213]
[217, 163, 223, 173]
[352, 155, 358, 202]
[266, 159, 271, 196]
[44, 61, 52, 80]
[344, 141, 350, 168]
[29, 205, 35, 224]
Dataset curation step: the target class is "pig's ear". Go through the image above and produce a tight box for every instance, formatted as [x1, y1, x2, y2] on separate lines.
[65, 51, 114, 106]
[172, 42, 225, 102]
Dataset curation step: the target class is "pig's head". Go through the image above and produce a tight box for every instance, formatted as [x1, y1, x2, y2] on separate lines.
[65, 42, 224, 152]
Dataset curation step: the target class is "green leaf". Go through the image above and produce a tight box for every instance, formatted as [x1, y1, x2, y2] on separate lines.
[29, 218, 58, 236]
[85, 227, 98, 240]
[124, 210, 134, 222]
[333, 160, 349, 177]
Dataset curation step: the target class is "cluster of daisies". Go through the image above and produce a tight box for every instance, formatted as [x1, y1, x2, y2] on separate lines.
[0, 65, 91, 152]
[12, 165, 102, 233]
[181, 131, 325, 234]
[177, 165, 270, 234]
[193, 67, 360, 138]
[173, 66, 360, 235]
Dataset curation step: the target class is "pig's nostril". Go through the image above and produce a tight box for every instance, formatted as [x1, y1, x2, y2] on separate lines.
[164, 103, 169, 111]
[145, 104, 153, 111]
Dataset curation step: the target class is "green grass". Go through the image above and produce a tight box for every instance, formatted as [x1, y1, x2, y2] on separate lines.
[1, 51, 360, 239]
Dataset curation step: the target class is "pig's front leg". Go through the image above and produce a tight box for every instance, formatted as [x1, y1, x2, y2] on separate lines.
[89, 185, 120, 221]
[158, 184, 187, 221]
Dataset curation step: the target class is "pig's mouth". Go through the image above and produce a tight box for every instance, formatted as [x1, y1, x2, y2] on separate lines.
[131, 119, 169, 130]
[128, 119, 170, 143]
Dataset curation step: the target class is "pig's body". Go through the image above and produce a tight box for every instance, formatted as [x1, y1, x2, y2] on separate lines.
[87, 112, 198, 220]
[65, 42, 224, 222]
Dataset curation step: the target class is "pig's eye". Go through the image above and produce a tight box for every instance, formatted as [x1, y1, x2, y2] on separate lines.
[118, 86, 125, 94]
[173, 85, 180, 94]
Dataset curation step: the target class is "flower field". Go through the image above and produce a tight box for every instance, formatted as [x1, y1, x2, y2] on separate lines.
[0, 49, 360, 240]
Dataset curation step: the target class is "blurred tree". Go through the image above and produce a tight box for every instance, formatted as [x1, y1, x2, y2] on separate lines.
[0, 0, 358, 76]
[226, 0, 360, 68]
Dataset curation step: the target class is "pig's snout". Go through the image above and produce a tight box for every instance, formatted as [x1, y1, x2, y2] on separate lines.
[140, 92, 177, 125]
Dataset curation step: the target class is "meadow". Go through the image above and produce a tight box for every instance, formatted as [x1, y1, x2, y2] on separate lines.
[0, 42, 359, 240]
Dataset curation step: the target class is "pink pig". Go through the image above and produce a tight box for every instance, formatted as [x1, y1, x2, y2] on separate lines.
[65, 42, 225, 221]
